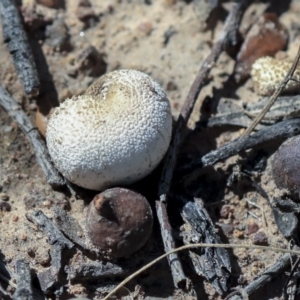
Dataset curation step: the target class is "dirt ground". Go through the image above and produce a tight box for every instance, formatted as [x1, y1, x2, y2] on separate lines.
[1, 0, 300, 299]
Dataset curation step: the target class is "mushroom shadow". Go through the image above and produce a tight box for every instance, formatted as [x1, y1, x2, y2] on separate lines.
[28, 38, 60, 114]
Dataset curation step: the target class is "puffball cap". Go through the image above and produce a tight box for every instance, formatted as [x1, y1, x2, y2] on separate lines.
[46, 69, 172, 190]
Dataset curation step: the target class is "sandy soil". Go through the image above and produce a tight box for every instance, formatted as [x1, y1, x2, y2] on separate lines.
[1, 0, 300, 299]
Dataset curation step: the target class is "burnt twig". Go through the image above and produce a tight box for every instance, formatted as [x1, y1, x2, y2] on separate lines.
[52, 207, 87, 250]
[227, 253, 296, 300]
[181, 199, 231, 295]
[26, 210, 74, 294]
[26, 210, 74, 252]
[155, 0, 250, 288]
[12, 259, 33, 300]
[155, 201, 187, 289]
[0, 85, 65, 188]
[0, 0, 40, 97]
[65, 262, 127, 282]
[182, 117, 300, 173]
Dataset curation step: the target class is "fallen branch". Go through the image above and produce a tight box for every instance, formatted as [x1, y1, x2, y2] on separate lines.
[0, 85, 65, 188]
[0, 0, 40, 97]
[181, 117, 300, 173]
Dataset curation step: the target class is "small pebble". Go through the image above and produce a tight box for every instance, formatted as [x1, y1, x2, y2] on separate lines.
[251, 230, 268, 246]
[76, 0, 97, 25]
[138, 21, 153, 35]
[234, 229, 244, 239]
[12, 215, 19, 222]
[20, 234, 27, 241]
[27, 247, 37, 257]
[220, 205, 233, 219]
[166, 81, 178, 91]
[246, 221, 259, 235]
[218, 223, 234, 236]
[42, 200, 52, 209]
[0, 202, 11, 212]
[0, 193, 9, 201]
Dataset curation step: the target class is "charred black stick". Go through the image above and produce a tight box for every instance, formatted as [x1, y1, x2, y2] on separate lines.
[156, 201, 187, 289]
[0, 0, 40, 97]
[182, 117, 300, 173]
[65, 262, 127, 282]
[0, 85, 65, 188]
[155, 0, 250, 289]
[227, 253, 295, 300]
[182, 200, 231, 296]
[12, 259, 33, 300]
[26, 210, 74, 250]
[26, 210, 74, 294]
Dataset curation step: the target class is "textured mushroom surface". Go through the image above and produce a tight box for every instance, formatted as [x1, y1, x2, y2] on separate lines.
[46, 69, 172, 190]
[86, 188, 153, 257]
[250, 56, 300, 96]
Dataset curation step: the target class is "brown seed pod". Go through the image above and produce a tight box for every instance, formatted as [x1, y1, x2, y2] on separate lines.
[272, 136, 300, 196]
[235, 13, 288, 82]
[85, 188, 153, 257]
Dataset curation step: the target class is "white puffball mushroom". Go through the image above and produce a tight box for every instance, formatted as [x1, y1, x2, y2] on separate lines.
[46, 69, 172, 190]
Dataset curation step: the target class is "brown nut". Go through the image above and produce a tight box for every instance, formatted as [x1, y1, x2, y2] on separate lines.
[272, 136, 300, 196]
[85, 188, 153, 257]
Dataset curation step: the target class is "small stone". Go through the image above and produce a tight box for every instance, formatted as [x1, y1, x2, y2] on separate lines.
[27, 247, 37, 257]
[218, 223, 234, 236]
[20, 234, 27, 241]
[246, 221, 259, 235]
[0, 202, 11, 212]
[166, 81, 178, 91]
[233, 229, 244, 239]
[0, 193, 9, 201]
[42, 200, 52, 208]
[220, 205, 233, 219]
[76, 0, 97, 26]
[138, 21, 153, 35]
[251, 230, 268, 246]
[12, 215, 19, 222]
